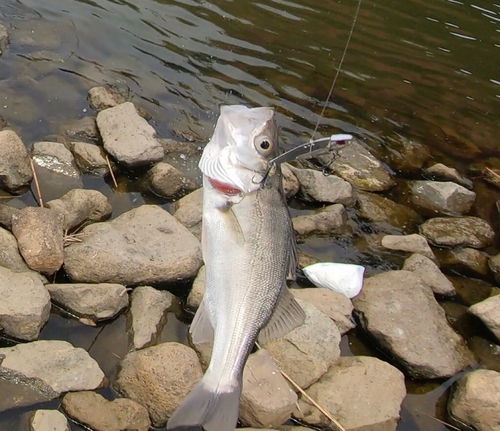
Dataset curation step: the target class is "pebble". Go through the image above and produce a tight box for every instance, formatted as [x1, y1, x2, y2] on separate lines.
[173, 187, 203, 229]
[0, 130, 33, 192]
[147, 162, 196, 198]
[70, 141, 110, 176]
[402, 253, 455, 296]
[292, 204, 346, 237]
[424, 163, 473, 189]
[381, 233, 435, 261]
[469, 295, 500, 343]
[88, 86, 127, 111]
[29, 410, 71, 431]
[186, 265, 205, 310]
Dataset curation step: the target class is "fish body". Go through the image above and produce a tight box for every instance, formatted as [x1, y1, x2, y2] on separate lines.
[167, 105, 305, 431]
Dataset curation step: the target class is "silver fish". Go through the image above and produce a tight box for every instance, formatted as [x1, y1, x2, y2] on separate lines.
[167, 105, 305, 431]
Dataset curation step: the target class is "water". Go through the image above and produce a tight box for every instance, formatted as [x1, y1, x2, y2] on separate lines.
[0, 0, 499, 430]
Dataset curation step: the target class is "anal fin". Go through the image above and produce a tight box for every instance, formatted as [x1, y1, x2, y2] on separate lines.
[190, 300, 214, 345]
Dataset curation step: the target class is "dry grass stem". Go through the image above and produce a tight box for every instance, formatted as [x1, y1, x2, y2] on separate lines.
[106, 155, 118, 188]
[485, 167, 500, 180]
[63, 230, 85, 247]
[29, 158, 44, 207]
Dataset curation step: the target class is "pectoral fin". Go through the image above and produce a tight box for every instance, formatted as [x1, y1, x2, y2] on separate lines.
[190, 300, 214, 344]
[257, 286, 306, 345]
[220, 206, 245, 247]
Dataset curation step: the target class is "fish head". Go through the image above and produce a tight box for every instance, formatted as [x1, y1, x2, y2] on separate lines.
[199, 105, 279, 194]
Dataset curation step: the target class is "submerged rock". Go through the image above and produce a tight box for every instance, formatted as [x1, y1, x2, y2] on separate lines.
[64, 205, 202, 286]
[158, 138, 199, 156]
[439, 247, 489, 278]
[88, 86, 127, 111]
[61, 117, 98, 141]
[385, 137, 430, 174]
[353, 270, 473, 378]
[173, 187, 203, 229]
[0, 130, 33, 192]
[70, 141, 110, 176]
[294, 356, 406, 430]
[29, 410, 70, 431]
[31, 141, 80, 179]
[147, 162, 196, 199]
[424, 163, 473, 189]
[469, 295, 500, 342]
[402, 253, 455, 296]
[448, 369, 500, 431]
[292, 204, 346, 237]
[488, 253, 500, 283]
[381, 234, 435, 261]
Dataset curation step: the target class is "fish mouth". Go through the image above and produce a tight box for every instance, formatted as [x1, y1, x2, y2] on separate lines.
[207, 177, 242, 195]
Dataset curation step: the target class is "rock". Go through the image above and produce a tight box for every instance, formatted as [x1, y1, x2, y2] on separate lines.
[291, 288, 354, 334]
[12, 207, 64, 274]
[408, 180, 476, 215]
[88, 86, 127, 111]
[381, 234, 435, 261]
[292, 204, 346, 237]
[46, 283, 128, 321]
[281, 163, 299, 198]
[0, 266, 50, 340]
[488, 253, 500, 283]
[158, 138, 199, 156]
[319, 139, 395, 192]
[147, 162, 196, 198]
[46, 189, 112, 231]
[439, 247, 489, 278]
[240, 349, 297, 428]
[0, 203, 19, 230]
[0, 130, 33, 192]
[0, 340, 105, 410]
[420, 216, 494, 249]
[70, 141, 110, 176]
[96, 102, 164, 167]
[294, 356, 406, 430]
[130, 286, 173, 349]
[289, 166, 354, 205]
[402, 254, 455, 296]
[450, 276, 493, 307]
[29, 410, 70, 431]
[356, 191, 421, 231]
[448, 369, 500, 431]
[186, 265, 205, 310]
[173, 188, 203, 229]
[31, 141, 81, 179]
[469, 295, 500, 342]
[264, 300, 341, 389]
[0, 226, 42, 276]
[114, 342, 203, 427]
[297, 250, 320, 269]
[424, 163, 473, 189]
[353, 270, 473, 378]
[61, 117, 98, 141]
[385, 137, 430, 174]
[0, 115, 6, 130]
[0, 23, 9, 55]
[64, 205, 202, 285]
[62, 391, 150, 431]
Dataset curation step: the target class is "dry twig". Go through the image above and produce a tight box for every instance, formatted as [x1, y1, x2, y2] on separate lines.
[29, 158, 44, 207]
[63, 230, 85, 247]
[106, 155, 118, 188]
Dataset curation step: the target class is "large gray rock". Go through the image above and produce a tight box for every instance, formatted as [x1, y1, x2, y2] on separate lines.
[449, 369, 500, 431]
[294, 356, 406, 430]
[12, 207, 64, 274]
[240, 349, 297, 428]
[62, 391, 151, 431]
[96, 102, 164, 167]
[289, 166, 354, 205]
[0, 130, 33, 192]
[424, 163, 473, 189]
[70, 141, 110, 176]
[186, 265, 205, 310]
[88, 86, 127, 111]
[0, 266, 50, 341]
[29, 410, 71, 431]
[292, 204, 346, 237]
[31, 141, 80, 179]
[147, 162, 196, 199]
[114, 342, 203, 427]
[64, 205, 202, 286]
[381, 234, 435, 261]
[420, 216, 494, 249]
[46, 189, 112, 231]
[353, 271, 473, 378]
[469, 295, 500, 342]
[173, 187, 203, 229]
[320, 139, 395, 192]
[264, 300, 341, 389]
[408, 180, 476, 215]
[129, 286, 173, 349]
[402, 253, 455, 296]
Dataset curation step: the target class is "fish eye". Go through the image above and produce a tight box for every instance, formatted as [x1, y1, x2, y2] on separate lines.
[255, 136, 274, 155]
[260, 140, 270, 150]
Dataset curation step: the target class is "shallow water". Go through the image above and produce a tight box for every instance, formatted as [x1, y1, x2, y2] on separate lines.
[1, 0, 500, 429]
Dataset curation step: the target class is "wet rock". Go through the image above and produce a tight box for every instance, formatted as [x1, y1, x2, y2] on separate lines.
[130, 286, 173, 349]
[297, 250, 320, 269]
[158, 138, 199, 156]
[448, 369, 500, 431]
[356, 191, 421, 231]
[47, 283, 128, 321]
[0, 340, 105, 410]
[292, 204, 346, 237]
[0, 226, 41, 276]
[408, 180, 476, 215]
[0, 23, 8, 55]
[61, 117, 98, 141]
[186, 265, 205, 310]
[12, 207, 64, 274]
[450, 276, 493, 306]
[173, 187, 203, 229]
[88, 86, 127, 111]
[97, 102, 164, 167]
[0, 203, 19, 230]
[385, 137, 430, 174]
[114, 342, 203, 427]
[0, 266, 50, 341]
[147, 162, 196, 198]
[240, 349, 297, 428]
[469, 295, 500, 342]
[289, 166, 354, 205]
[439, 248, 489, 278]
[424, 163, 473, 189]
[64, 205, 202, 286]
[381, 234, 435, 261]
[294, 356, 406, 430]
[402, 254, 455, 296]
[281, 163, 300, 198]
[420, 216, 494, 249]
[29, 410, 70, 431]
[319, 139, 395, 192]
[264, 300, 341, 389]
[353, 270, 473, 378]
[46, 189, 112, 231]
[469, 157, 500, 189]
[31, 141, 81, 179]
[291, 288, 354, 334]
[488, 253, 500, 283]
[62, 391, 150, 431]
[70, 141, 110, 176]
[0, 130, 33, 192]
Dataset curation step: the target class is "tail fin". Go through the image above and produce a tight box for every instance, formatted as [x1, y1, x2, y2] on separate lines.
[167, 379, 241, 431]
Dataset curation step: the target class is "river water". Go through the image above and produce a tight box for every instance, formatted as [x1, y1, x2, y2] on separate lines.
[0, 0, 499, 430]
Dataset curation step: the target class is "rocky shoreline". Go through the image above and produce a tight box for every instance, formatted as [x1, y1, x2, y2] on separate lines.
[1, 23, 500, 431]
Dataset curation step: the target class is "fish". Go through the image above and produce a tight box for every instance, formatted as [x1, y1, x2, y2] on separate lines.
[167, 105, 306, 431]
